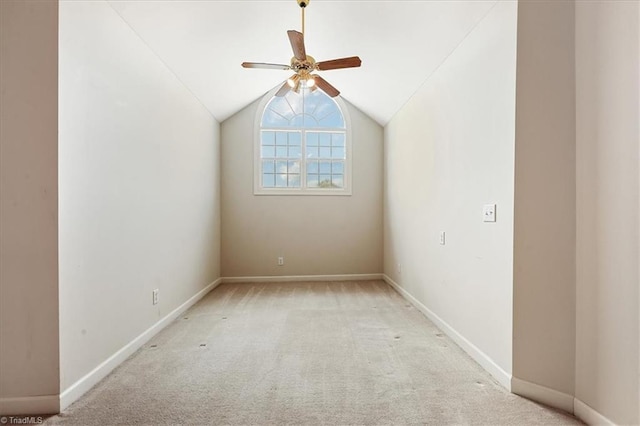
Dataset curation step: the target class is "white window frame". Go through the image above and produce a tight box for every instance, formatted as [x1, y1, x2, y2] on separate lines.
[253, 85, 352, 196]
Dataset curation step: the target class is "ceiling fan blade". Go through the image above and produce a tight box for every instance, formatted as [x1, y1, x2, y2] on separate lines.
[287, 30, 307, 61]
[242, 62, 291, 70]
[275, 82, 291, 97]
[313, 75, 340, 98]
[316, 56, 362, 71]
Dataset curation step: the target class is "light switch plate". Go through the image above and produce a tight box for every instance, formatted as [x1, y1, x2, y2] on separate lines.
[483, 204, 496, 222]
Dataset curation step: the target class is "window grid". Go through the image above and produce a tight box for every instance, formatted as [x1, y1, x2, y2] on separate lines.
[305, 131, 346, 189]
[261, 130, 302, 188]
[260, 129, 346, 190]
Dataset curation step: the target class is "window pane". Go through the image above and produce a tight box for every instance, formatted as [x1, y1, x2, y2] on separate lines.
[276, 161, 288, 173]
[305, 90, 345, 128]
[303, 114, 319, 127]
[331, 147, 345, 159]
[332, 133, 345, 147]
[290, 115, 305, 127]
[276, 174, 287, 188]
[262, 131, 275, 144]
[332, 161, 344, 174]
[262, 160, 275, 173]
[276, 132, 288, 145]
[262, 110, 289, 127]
[307, 146, 319, 158]
[276, 146, 288, 158]
[307, 160, 318, 174]
[319, 147, 331, 158]
[262, 173, 275, 188]
[284, 90, 304, 115]
[266, 97, 294, 120]
[319, 161, 331, 174]
[289, 132, 301, 146]
[261, 146, 275, 158]
[288, 146, 301, 158]
[332, 175, 344, 188]
[318, 175, 332, 188]
[288, 160, 300, 174]
[307, 175, 319, 187]
[319, 112, 345, 128]
[319, 133, 331, 146]
[307, 133, 319, 146]
[288, 174, 300, 187]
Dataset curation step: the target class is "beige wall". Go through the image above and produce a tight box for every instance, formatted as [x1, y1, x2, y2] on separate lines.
[0, 0, 60, 415]
[512, 0, 576, 397]
[383, 2, 517, 387]
[59, 0, 220, 393]
[221, 97, 383, 277]
[575, 1, 639, 424]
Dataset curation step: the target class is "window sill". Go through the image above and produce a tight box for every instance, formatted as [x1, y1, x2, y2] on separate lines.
[253, 188, 352, 196]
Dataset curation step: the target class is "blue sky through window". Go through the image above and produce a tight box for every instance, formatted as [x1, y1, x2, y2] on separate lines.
[262, 86, 345, 129]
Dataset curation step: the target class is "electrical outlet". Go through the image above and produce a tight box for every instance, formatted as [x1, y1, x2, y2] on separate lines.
[152, 289, 159, 305]
[278, 257, 284, 266]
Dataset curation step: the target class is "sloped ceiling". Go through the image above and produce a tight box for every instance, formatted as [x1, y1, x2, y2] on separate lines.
[107, 0, 498, 125]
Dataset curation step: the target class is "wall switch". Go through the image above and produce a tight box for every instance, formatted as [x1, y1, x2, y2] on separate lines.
[440, 231, 446, 245]
[483, 204, 497, 222]
[277, 257, 284, 266]
[152, 289, 159, 305]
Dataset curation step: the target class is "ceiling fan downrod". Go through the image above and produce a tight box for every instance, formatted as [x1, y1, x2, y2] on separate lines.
[297, 0, 308, 36]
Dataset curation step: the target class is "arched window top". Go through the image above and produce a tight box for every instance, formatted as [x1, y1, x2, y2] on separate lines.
[261, 87, 345, 129]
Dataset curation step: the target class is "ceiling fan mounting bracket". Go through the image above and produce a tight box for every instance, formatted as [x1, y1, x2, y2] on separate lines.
[296, 0, 309, 8]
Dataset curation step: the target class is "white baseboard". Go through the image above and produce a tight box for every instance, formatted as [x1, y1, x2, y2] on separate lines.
[574, 398, 616, 425]
[59, 278, 223, 411]
[221, 273, 384, 284]
[0, 395, 59, 416]
[510, 380, 617, 424]
[382, 274, 512, 391]
[511, 377, 574, 413]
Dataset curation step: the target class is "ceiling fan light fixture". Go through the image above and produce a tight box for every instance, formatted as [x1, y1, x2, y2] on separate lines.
[287, 74, 300, 88]
[305, 75, 316, 88]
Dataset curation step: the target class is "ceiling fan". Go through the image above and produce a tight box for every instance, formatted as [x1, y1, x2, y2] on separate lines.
[241, 0, 362, 98]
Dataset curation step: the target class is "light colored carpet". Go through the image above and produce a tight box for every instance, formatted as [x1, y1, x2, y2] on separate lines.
[46, 281, 582, 425]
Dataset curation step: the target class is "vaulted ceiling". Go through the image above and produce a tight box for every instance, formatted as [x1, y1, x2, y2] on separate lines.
[107, 0, 498, 125]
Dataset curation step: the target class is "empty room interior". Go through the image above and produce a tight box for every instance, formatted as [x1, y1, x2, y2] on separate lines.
[1, 0, 639, 424]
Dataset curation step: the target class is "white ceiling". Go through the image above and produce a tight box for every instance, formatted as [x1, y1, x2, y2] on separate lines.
[107, 0, 498, 125]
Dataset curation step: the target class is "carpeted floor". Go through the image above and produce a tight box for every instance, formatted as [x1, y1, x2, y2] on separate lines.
[45, 281, 582, 425]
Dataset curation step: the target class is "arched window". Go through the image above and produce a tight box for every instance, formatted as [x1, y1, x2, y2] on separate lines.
[254, 85, 351, 195]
